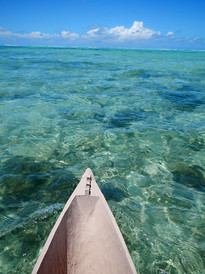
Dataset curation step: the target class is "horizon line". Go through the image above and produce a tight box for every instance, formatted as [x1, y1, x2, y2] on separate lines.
[1, 44, 205, 52]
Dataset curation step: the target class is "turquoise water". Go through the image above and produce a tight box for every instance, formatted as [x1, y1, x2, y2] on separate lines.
[0, 46, 205, 273]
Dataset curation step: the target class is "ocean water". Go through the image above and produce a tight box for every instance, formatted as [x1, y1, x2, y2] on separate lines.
[0, 46, 205, 273]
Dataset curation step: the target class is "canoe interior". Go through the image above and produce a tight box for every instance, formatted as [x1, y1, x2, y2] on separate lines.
[32, 168, 137, 274]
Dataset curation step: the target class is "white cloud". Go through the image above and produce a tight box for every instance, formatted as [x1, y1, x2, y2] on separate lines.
[14, 31, 52, 38]
[107, 21, 157, 40]
[61, 30, 79, 39]
[0, 27, 12, 36]
[61, 31, 69, 38]
[166, 31, 174, 36]
[0, 22, 204, 49]
[0, 27, 79, 40]
[28, 32, 44, 38]
[0, 22, 165, 42]
[84, 21, 159, 41]
[86, 28, 100, 37]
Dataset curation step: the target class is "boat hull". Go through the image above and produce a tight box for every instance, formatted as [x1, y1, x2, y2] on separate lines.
[32, 168, 137, 274]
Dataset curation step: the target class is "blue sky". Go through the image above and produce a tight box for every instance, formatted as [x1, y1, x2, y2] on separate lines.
[0, 0, 205, 49]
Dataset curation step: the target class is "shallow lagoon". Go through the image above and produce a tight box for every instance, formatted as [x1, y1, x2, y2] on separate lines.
[0, 46, 205, 273]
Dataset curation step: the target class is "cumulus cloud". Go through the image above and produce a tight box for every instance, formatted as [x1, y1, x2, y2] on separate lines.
[0, 22, 204, 49]
[0, 27, 79, 40]
[86, 28, 100, 37]
[0, 29, 54, 39]
[0, 21, 165, 42]
[0, 27, 12, 36]
[166, 31, 174, 36]
[61, 30, 79, 39]
[83, 21, 160, 41]
[15, 31, 50, 38]
[107, 21, 158, 40]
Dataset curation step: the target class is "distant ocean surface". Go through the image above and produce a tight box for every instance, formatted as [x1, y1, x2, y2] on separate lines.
[0, 46, 205, 273]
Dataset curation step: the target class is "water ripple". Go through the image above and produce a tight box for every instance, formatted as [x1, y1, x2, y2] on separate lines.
[0, 46, 205, 273]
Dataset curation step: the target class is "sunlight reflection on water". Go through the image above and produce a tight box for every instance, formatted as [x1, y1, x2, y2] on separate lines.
[0, 46, 205, 273]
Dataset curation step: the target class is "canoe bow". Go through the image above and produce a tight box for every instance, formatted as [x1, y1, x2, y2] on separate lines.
[32, 168, 137, 274]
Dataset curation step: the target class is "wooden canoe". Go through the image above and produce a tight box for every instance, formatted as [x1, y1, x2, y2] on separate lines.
[32, 168, 137, 274]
